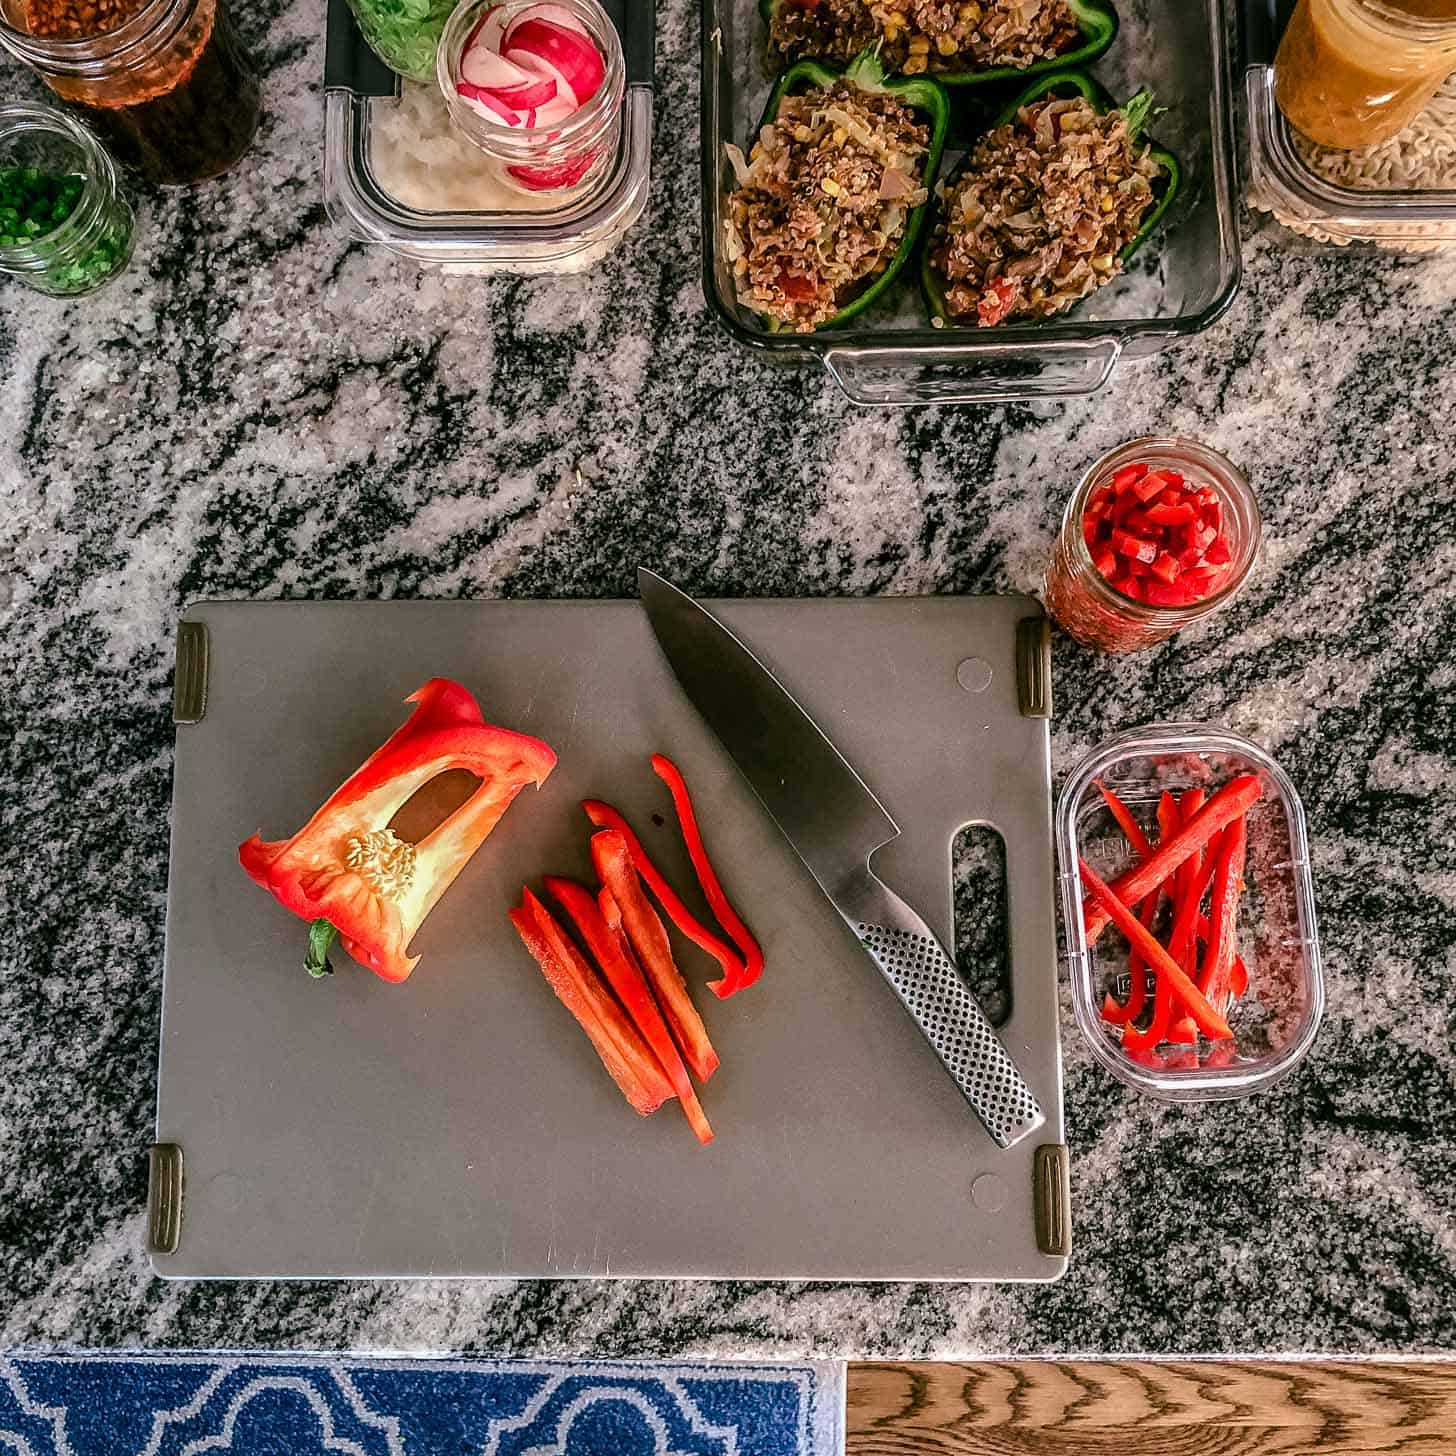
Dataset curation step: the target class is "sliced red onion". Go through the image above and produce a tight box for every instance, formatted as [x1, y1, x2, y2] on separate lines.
[503, 18, 604, 105]
[504, 48, 580, 112]
[460, 43, 533, 88]
[457, 80, 525, 125]
[502, 2, 591, 41]
[508, 150, 598, 189]
[484, 74, 558, 108]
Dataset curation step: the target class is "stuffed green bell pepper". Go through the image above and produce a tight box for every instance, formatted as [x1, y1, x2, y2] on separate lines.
[723, 49, 948, 332]
[922, 69, 1179, 328]
[761, 0, 1115, 86]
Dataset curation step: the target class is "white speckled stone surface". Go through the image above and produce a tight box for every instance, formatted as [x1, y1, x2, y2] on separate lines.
[2, 0, 1455, 1359]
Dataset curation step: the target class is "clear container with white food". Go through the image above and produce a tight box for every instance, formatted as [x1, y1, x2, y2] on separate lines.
[323, 0, 653, 273]
[1245, 0, 1456, 251]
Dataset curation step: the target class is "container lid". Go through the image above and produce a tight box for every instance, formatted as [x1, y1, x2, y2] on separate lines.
[323, 0, 653, 271]
[1243, 0, 1456, 247]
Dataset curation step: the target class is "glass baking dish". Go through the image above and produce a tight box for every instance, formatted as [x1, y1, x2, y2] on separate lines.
[1244, 0, 1456, 249]
[1056, 723, 1324, 1101]
[323, 0, 653, 273]
[700, 0, 1242, 405]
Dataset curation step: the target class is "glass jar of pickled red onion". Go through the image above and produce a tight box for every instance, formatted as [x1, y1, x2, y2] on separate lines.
[437, 0, 625, 195]
[1044, 438, 1262, 655]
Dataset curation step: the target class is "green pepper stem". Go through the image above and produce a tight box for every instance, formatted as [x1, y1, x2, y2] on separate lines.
[1123, 88, 1155, 143]
[305, 918, 339, 978]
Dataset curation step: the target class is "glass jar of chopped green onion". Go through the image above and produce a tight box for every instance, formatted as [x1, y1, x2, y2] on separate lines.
[0, 101, 135, 298]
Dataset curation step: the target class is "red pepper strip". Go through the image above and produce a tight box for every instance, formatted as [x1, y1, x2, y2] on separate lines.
[1098, 788, 1175, 1027]
[651, 754, 765, 998]
[591, 829, 721, 1083]
[546, 876, 714, 1145]
[581, 799, 746, 991]
[1084, 774, 1264, 944]
[242, 678, 557, 983]
[1121, 955, 1174, 1052]
[1165, 789, 1206, 1045]
[508, 888, 673, 1116]
[1096, 782, 1153, 857]
[1078, 860, 1232, 1042]
[1201, 814, 1248, 1015]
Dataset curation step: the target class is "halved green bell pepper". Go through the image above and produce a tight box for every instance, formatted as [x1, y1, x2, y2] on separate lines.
[921, 68, 1180, 328]
[742, 49, 949, 332]
[758, 0, 1116, 87]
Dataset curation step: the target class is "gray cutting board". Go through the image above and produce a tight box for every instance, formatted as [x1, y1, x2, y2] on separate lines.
[153, 597, 1066, 1281]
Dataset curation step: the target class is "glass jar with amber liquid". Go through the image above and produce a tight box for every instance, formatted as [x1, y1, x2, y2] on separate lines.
[1275, 0, 1456, 149]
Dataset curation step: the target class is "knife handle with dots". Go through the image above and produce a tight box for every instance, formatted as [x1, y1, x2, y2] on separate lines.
[852, 883, 1044, 1150]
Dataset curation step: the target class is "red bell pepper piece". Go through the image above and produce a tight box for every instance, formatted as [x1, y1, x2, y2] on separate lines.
[581, 799, 746, 992]
[1201, 814, 1248, 1012]
[1112, 528, 1158, 564]
[591, 829, 720, 1082]
[509, 888, 673, 1116]
[1084, 773, 1263, 944]
[651, 754, 765, 998]
[1150, 552, 1181, 585]
[1146, 500, 1197, 526]
[1121, 958, 1174, 1052]
[546, 876, 714, 1144]
[1111, 463, 1149, 494]
[1132, 470, 1172, 503]
[241, 679, 556, 983]
[1078, 860, 1232, 1042]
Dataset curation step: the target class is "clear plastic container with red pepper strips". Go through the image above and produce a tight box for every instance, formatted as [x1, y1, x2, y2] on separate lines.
[1056, 724, 1324, 1101]
[1044, 437, 1261, 654]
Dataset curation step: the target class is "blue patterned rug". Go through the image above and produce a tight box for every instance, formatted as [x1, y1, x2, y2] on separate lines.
[0, 1356, 843, 1456]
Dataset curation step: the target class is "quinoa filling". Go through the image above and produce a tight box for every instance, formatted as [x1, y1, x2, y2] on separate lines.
[928, 93, 1164, 327]
[769, 0, 1082, 75]
[725, 81, 930, 331]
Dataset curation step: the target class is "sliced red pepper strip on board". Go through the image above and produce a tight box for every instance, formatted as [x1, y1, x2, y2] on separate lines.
[546, 876, 714, 1145]
[1084, 774, 1263, 944]
[581, 799, 746, 992]
[591, 829, 721, 1083]
[651, 754, 765, 998]
[1078, 860, 1232, 1042]
[509, 888, 673, 1116]
[1201, 814, 1248, 1012]
[241, 678, 557, 983]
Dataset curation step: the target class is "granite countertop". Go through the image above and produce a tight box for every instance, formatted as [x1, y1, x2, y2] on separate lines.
[3, 0, 1455, 1362]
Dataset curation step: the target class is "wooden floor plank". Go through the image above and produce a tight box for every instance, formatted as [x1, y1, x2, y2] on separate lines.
[846, 1361, 1456, 1455]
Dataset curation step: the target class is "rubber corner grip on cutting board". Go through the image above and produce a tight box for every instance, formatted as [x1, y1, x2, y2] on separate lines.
[1034, 1143, 1071, 1257]
[147, 1143, 184, 1256]
[1016, 616, 1052, 719]
[173, 621, 209, 724]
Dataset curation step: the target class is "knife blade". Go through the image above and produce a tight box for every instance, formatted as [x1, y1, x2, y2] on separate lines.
[638, 569, 1045, 1150]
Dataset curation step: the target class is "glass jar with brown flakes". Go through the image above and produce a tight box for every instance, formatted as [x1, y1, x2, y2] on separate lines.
[0, 0, 261, 185]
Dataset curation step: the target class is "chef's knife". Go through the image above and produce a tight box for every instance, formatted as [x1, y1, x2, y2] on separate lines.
[638, 569, 1044, 1150]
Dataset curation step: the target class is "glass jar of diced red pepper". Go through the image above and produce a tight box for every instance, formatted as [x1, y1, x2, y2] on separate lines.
[1044, 437, 1261, 654]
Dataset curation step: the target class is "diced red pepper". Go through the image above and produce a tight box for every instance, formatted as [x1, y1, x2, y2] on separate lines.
[591, 829, 720, 1082]
[1093, 549, 1118, 579]
[978, 276, 1021, 326]
[241, 678, 556, 983]
[1084, 774, 1264, 944]
[1111, 463, 1149, 494]
[1150, 552, 1180, 584]
[1111, 528, 1158, 563]
[509, 888, 674, 1116]
[1113, 576, 1142, 601]
[1127, 558, 1151, 578]
[545, 876, 714, 1144]
[581, 798, 745, 991]
[1133, 470, 1172, 503]
[1146, 500, 1197, 526]
[1204, 535, 1232, 566]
